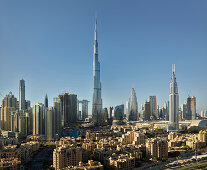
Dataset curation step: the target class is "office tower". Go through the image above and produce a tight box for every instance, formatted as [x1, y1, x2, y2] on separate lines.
[164, 101, 169, 121]
[25, 100, 31, 110]
[181, 104, 188, 120]
[45, 94, 48, 108]
[169, 65, 179, 131]
[33, 103, 45, 135]
[19, 79, 25, 111]
[58, 93, 77, 127]
[113, 104, 124, 125]
[125, 101, 129, 116]
[102, 108, 108, 123]
[11, 111, 19, 132]
[107, 106, 113, 125]
[144, 101, 151, 121]
[78, 100, 89, 120]
[69, 94, 78, 123]
[187, 96, 196, 120]
[140, 104, 144, 119]
[157, 105, 160, 118]
[1, 92, 17, 130]
[58, 93, 70, 127]
[19, 111, 30, 137]
[148, 96, 158, 119]
[27, 107, 33, 134]
[127, 88, 138, 121]
[159, 107, 164, 120]
[92, 19, 102, 125]
[12, 110, 30, 137]
[53, 98, 62, 137]
[45, 107, 55, 139]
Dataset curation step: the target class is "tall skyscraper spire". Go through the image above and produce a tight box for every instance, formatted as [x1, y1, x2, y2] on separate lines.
[169, 64, 179, 131]
[19, 79, 25, 110]
[92, 19, 102, 125]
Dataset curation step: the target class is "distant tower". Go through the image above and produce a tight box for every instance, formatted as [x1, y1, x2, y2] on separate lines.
[45, 94, 48, 108]
[1, 92, 17, 130]
[78, 100, 90, 120]
[92, 19, 102, 125]
[169, 64, 179, 130]
[144, 101, 151, 121]
[113, 104, 124, 125]
[53, 97, 62, 137]
[33, 103, 45, 135]
[187, 96, 196, 120]
[58, 93, 78, 127]
[128, 88, 138, 121]
[148, 96, 158, 119]
[45, 107, 55, 139]
[19, 79, 25, 110]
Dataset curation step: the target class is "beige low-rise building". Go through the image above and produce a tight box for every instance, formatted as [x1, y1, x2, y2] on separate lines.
[186, 140, 206, 150]
[146, 138, 168, 160]
[121, 131, 145, 145]
[0, 146, 21, 160]
[20, 141, 40, 163]
[66, 160, 103, 170]
[108, 153, 135, 170]
[53, 145, 82, 170]
[0, 158, 23, 170]
[198, 130, 207, 143]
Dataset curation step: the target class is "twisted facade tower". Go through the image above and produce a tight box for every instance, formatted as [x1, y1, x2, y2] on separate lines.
[92, 19, 102, 125]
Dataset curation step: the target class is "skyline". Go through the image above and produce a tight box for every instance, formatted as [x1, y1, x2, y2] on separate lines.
[0, 0, 207, 113]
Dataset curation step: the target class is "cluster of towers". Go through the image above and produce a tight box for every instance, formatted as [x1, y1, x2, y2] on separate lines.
[0, 80, 90, 140]
[0, 79, 31, 137]
[0, 19, 198, 136]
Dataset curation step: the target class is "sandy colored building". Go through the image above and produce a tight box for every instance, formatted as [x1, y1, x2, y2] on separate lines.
[53, 145, 82, 170]
[66, 160, 103, 170]
[146, 138, 168, 160]
[108, 153, 135, 170]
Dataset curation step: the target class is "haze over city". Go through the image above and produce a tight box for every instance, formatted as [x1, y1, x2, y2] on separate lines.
[0, 0, 207, 113]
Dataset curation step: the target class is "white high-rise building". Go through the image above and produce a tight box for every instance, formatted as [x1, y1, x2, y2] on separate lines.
[128, 88, 138, 121]
[19, 79, 25, 111]
[92, 19, 102, 125]
[169, 65, 179, 131]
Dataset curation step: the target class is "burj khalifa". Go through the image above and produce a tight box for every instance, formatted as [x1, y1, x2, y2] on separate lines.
[92, 19, 102, 125]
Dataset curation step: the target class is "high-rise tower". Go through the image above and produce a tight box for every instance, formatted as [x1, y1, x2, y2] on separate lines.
[127, 88, 138, 121]
[187, 96, 196, 120]
[45, 94, 48, 108]
[19, 79, 25, 110]
[169, 65, 179, 131]
[148, 96, 158, 119]
[92, 19, 102, 125]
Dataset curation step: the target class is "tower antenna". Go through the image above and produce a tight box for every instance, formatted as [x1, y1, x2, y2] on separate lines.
[172, 64, 174, 73]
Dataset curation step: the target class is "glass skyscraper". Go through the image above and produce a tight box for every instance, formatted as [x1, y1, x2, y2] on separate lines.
[92, 19, 102, 125]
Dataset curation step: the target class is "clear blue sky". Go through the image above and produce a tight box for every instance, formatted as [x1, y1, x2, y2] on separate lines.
[0, 0, 207, 113]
